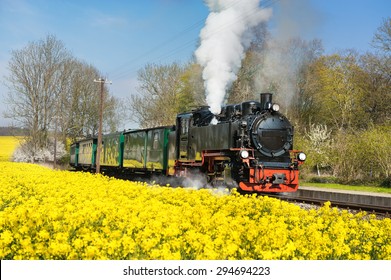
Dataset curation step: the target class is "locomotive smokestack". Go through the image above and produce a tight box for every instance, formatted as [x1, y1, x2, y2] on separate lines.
[260, 93, 273, 110]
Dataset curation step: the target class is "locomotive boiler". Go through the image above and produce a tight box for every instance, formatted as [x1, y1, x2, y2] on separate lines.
[70, 93, 305, 193]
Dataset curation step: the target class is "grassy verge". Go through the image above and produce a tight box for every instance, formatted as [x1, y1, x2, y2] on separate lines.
[301, 182, 391, 194]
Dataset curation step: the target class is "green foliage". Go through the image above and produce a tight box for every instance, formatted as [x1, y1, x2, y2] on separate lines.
[301, 52, 369, 130]
[176, 63, 205, 112]
[381, 177, 391, 188]
[315, 126, 391, 185]
[293, 26, 391, 186]
[59, 153, 71, 166]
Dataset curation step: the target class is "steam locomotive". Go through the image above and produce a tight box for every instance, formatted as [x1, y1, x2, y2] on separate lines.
[70, 93, 306, 193]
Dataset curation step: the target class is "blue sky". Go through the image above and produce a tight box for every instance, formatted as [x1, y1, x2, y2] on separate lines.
[0, 0, 390, 128]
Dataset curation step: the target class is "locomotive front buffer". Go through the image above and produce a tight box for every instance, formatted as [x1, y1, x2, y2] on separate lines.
[237, 148, 306, 192]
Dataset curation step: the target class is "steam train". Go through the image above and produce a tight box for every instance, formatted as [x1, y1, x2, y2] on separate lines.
[70, 93, 306, 193]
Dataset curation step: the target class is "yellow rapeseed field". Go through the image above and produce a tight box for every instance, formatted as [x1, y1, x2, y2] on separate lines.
[0, 162, 390, 260]
[0, 136, 21, 162]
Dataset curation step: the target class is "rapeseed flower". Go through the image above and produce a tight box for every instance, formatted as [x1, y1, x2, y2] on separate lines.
[0, 162, 390, 260]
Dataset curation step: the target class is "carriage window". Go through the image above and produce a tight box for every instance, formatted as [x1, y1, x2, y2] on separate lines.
[181, 118, 189, 134]
[153, 132, 159, 150]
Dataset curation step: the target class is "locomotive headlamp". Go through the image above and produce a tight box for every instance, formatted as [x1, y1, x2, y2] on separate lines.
[297, 152, 307, 161]
[272, 103, 280, 112]
[240, 150, 249, 159]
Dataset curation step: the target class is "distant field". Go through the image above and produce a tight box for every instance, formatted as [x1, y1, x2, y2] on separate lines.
[0, 136, 22, 162]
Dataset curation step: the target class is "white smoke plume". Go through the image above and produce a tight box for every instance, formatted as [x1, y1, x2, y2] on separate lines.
[195, 0, 272, 115]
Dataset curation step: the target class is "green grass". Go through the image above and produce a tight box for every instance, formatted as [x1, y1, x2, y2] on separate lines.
[301, 182, 391, 194]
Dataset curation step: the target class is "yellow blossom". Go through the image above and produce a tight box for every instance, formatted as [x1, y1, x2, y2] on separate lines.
[0, 162, 390, 260]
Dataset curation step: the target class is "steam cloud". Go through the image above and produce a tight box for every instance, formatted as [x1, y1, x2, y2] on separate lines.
[254, 0, 322, 109]
[195, 0, 272, 115]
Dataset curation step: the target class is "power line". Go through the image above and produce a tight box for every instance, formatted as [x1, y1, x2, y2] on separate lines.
[108, 19, 206, 77]
[108, 0, 249, 78]
[110, 0, 280, 81]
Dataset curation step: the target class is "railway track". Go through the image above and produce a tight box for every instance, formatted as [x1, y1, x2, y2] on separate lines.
[265, 190, 391, 218]
[68, 170, 391, 217]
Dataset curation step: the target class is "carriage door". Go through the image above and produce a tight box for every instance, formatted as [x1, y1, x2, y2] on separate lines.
[177, 114, 191, 159]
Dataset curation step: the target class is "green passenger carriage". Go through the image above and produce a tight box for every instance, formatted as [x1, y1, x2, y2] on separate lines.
[70, 126, 174, 175]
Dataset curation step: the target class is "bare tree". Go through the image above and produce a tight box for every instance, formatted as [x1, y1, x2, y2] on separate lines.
[4, 35, 120, 162]
[372, 17, 391, 53]
[358, 53, 391, 125]
[59, 60, 119, 141]
[129, 62, 204, 128]
[4, 35, 71, 160]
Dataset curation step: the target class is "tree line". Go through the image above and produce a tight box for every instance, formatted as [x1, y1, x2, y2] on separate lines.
[4, 18, 390, 185]
[128, 18, 391, 186]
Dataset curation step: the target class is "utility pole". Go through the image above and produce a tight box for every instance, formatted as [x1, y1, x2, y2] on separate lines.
[53, 91, 61, 169]
[53, 114, 58, 169]
[93, 78, 112, 174]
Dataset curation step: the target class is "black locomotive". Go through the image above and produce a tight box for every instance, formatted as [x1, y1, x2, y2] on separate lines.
[70, 93, 306, 192]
